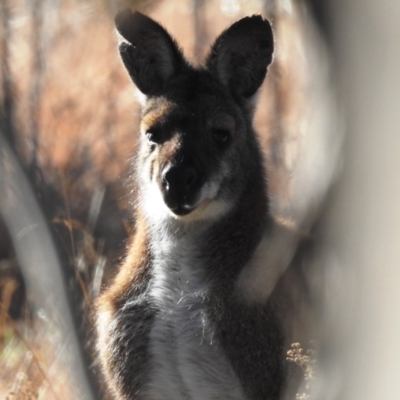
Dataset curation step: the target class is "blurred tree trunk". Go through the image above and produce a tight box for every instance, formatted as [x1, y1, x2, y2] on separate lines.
[193, 0, 208, 62]
[0, 130, 98, 400]
[0, 0, 16, 151]
[307, 1, 400, 399]
[263, 0, 284, 168]
[29, 0, 45, 173]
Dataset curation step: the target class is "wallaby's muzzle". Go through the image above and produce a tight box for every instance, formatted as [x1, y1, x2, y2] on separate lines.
[161, 163, 203, 216]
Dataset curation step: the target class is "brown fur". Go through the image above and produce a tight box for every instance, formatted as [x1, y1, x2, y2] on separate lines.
[96, 213, 153, 399]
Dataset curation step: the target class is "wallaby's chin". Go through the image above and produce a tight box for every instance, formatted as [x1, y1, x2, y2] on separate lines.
[161, 185, 202, 217]
[143, 181, 231, 223]
[166, 202, 198, 217]
[162, 198, 198, 217]
[168, 197, 232, 222]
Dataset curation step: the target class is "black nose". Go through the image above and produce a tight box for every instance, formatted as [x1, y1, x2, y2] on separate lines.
[162, 165, 200, 212]
[163, 165, 197, 191]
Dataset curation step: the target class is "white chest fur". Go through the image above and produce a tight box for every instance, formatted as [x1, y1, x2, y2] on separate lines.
[145, 226, 245, 400]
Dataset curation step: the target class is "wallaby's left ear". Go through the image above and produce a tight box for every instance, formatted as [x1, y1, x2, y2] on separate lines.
[206, 15, 274, 99]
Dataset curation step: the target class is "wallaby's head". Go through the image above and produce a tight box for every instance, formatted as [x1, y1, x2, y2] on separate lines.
[116, 10, 274, 222]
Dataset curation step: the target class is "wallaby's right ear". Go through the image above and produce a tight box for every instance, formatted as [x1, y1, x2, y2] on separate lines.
[115, 10, 186, 96]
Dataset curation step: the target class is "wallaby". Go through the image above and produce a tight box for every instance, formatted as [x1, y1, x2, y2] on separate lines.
[96, 9, 307, 400]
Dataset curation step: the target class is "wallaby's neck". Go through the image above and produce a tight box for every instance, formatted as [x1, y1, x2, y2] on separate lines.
[140, 159, 270, 290]
[201, 165, 270, 288]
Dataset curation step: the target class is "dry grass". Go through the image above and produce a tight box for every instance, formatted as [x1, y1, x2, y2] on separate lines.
[0, 0, 327, 398]
[1, 322, 70, 399]
[287, 342, 316, 400]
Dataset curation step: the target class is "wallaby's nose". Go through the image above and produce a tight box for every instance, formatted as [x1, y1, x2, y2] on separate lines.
[162, 165, 200, 214]
[162, 164, 198, 193]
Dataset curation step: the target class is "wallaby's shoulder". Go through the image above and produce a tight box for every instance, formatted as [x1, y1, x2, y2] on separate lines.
[96, 213, 155, 399]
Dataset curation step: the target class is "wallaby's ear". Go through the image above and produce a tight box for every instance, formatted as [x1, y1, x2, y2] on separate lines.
[206, 15, 274, 99]
[115, 10, 186, 96]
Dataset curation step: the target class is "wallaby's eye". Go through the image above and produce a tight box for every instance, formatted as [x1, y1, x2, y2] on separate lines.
[145, 128, 162, 144]
[212, 129, 230, 146]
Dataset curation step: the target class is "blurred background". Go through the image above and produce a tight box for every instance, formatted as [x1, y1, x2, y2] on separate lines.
[0, 0, 399, 399]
